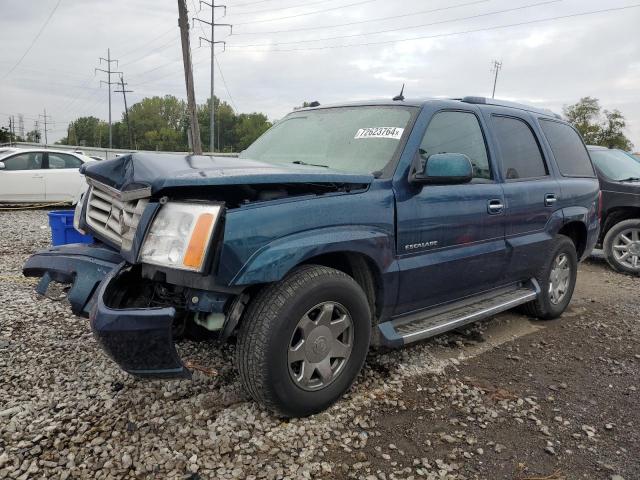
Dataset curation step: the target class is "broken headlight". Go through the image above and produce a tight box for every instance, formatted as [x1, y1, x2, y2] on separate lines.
[73, 190, 88, 234]
[139, 202, 222, 272]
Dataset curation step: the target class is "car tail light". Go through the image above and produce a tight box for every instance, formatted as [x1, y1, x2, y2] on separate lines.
[597, 191, 603, 221]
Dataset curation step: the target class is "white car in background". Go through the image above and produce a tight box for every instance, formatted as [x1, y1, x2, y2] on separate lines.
[0, 149, 95, 204]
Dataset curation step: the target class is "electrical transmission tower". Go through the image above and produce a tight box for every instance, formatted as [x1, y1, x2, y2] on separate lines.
[195, 2, 231, 153]
[39, 109, 52, 146]
[491, 60, 502, 99]
[114, 75, 134, 149]
[95, 49, 122, 149]
[8, 117, 15, 145]
[18, 114, 24, 139]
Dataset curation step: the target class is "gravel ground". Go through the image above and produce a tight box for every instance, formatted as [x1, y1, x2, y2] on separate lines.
[0, 210, 638, 480]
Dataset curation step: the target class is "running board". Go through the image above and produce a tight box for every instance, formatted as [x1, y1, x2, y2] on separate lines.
[378, 280, 540, 347]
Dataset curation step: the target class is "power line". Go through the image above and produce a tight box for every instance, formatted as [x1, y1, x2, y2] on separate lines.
[1, 0, 63, 80]
[120, 35, 181, 68]
[215, 55, 238, 111]
[233, 0, 377, 25]
[228, 0, 339, 17]
[228, 3, 640, 52]
[228, 0, 274, 8]
[118, 27, 176, 58]
[234, 0, 489, 35]
[229, 0, 561, 48]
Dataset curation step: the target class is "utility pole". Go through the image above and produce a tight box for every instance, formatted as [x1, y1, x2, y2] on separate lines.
[178, 0, 202, 155]
[114, 75, 134, 149]
[39, 109, 52, 146]
[491, 60, 502, 99]
[34, 120, 40, 143]
[195, 2, 231, 154]
[95, 49, 122, 149]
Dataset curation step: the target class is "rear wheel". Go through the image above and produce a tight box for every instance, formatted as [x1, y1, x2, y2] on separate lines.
[235, 265, 371, 417]
[522, 235, 578, 320]
[603, 219, 640, 275]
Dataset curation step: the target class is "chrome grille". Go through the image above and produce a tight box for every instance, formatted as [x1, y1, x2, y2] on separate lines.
[85, 184, 149, 250]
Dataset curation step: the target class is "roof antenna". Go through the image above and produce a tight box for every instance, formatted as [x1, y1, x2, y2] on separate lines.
[393, 84, 405, 101]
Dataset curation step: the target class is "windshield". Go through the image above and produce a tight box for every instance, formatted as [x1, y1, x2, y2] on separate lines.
[240, 106, 415, 175]
[590, 149, 640, 181]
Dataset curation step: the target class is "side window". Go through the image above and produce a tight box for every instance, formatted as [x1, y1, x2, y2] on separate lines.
[539, 119, 595, 177]
[492, 116, 547, 180]
[1, 152, 44, 171]
[420, 111, 491, 180]
[48, 153, 83, 169]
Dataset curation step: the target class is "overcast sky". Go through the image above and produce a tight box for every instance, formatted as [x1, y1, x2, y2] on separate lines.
[0, 0, 639, 148]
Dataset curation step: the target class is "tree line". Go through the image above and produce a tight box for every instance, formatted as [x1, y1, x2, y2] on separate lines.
[1, 96, 634, 152]
[58, 95, 272, 153]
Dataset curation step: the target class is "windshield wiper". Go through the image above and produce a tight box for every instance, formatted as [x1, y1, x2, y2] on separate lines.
[292, 160, 329, 168]
[618, 177, 640, 182]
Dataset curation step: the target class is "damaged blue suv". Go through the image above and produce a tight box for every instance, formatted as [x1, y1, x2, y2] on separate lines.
[24, 97, 600, 417]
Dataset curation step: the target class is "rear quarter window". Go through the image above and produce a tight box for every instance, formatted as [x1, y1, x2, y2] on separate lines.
[539, 119, 595, 177]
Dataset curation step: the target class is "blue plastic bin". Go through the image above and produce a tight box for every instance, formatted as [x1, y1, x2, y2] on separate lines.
[48, 210, 94, 246]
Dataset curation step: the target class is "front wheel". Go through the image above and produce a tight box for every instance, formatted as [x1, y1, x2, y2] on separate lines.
[603, 219, 640, 275]
[235, 265, 371, 417]
[522, 235, 578, 320]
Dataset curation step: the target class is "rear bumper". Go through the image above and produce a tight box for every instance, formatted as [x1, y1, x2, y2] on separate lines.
[90, 265, 191, 379]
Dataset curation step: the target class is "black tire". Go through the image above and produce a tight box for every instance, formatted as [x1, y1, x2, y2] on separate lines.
[235, 265, 371, 417]
[522, 235, 578, 320]
[603, 218, 640, 276]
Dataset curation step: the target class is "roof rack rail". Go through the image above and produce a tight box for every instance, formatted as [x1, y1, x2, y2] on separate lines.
[461, 96, 562, 119]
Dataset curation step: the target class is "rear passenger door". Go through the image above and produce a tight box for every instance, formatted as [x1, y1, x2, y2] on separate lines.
[394, 109, 507, 315]
[485, 112, 562, 282]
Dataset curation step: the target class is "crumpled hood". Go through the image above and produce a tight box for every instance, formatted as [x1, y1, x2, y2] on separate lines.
[81, 152, 374, 194]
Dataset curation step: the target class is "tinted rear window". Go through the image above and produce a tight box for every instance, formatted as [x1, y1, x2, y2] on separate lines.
[539, 119, 595, 177]
[493, 116, 547, 180]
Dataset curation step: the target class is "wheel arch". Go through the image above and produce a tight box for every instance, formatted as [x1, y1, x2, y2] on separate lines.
[600, 207, 640, 243]
[229, 226, 393, 321]
[558, 221, 588, 259]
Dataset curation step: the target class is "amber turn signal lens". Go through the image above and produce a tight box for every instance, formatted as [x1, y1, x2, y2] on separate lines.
[183, 213, 215, 269]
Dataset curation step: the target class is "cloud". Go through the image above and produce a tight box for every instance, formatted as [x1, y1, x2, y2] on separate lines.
[0, 0, 639, 147]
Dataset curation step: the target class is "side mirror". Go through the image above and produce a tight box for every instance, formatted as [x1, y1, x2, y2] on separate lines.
[411, 152, 473, 185]
[0, 161, 5, 170]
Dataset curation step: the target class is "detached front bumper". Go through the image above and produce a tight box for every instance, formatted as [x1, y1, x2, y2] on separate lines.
[23, 244, 191, 379]
[91, 265, 191, 379]
[23, 244, 123, 317]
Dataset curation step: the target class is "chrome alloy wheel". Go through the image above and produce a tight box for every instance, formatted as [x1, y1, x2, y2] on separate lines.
[612, 228, 640, 271]
[288, 302, 354, 391]
[549, 252, 571, 305]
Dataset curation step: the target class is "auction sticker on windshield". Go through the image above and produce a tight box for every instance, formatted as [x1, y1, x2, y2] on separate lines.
[354, 127, 404, 140]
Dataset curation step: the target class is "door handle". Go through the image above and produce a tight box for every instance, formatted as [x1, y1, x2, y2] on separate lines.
[545, 193, 557, 207]
[487, 199, 504, 215]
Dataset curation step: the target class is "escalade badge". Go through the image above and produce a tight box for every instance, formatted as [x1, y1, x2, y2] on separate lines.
[405, 241, 438, 251]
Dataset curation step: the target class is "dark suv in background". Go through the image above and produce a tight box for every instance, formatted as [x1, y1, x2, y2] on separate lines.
[24, 97, 599, 417]
[588, 146, 640, 275]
